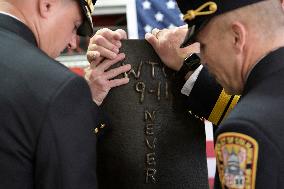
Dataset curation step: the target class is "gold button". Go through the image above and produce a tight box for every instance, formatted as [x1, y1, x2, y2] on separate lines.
[100, 124, 106, 129]
[91, 128, 99, 134]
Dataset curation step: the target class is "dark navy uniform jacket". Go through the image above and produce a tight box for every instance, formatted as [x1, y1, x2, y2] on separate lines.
[186, 48, 284, 188]
[213, 48, 284, 188]
[0, 14, 105, 189]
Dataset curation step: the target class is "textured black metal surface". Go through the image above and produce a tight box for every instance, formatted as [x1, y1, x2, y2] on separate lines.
[98, 40, 208, 189]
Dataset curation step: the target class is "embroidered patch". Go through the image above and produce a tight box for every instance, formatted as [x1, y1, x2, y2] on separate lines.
[215, 132, 258, 189]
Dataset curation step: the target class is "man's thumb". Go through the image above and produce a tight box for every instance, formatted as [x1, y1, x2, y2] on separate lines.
[145, 33, 159, 51]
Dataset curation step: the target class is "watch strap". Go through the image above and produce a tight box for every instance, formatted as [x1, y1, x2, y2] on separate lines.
[175, 53, 201, 79]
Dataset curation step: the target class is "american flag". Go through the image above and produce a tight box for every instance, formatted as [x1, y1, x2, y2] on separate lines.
[136, 0, 184, 38]
[135, 1, 216, 188]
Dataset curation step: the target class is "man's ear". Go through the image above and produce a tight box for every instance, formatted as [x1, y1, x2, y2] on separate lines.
[231, 22, 246, 54]
[281, 0, 284, 11]
[38, 0, 58, 18]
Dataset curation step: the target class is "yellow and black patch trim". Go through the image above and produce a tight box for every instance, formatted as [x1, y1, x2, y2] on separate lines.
[215, 132, 259, 189]
[208, 90, 240, 125]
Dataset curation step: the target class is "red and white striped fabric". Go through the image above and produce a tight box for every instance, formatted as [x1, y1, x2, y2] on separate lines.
[205, 120, 216, 189]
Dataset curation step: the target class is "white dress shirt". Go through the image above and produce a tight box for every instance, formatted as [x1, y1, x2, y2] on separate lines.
[181, 65, 203, 96]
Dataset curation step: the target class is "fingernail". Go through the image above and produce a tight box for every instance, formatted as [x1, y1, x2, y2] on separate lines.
[116, 41, 121, 48]
[120, 53, 126, 59]
[145, 33, 151, 39]
[114, 48, 119, 54]
[111, 53, 117, 59]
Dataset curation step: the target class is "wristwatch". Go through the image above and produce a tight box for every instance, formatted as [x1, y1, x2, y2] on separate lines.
[175, 53, 201, 79]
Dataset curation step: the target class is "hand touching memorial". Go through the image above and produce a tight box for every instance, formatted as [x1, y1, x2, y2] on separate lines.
[85, 28, 130, 106]
[85, 54, 130, 106]
[145, 25, 200, 71]
[87, 28, 127, 65]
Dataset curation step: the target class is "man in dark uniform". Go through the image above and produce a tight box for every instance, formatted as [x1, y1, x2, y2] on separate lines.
[175, 0, 284, 188]
[0, 0, 131, 189]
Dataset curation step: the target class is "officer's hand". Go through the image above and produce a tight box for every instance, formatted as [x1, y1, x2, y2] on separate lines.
[84, 53, 131, 106]
[145, 25, 200, 71]
[87, 28, 127, 66]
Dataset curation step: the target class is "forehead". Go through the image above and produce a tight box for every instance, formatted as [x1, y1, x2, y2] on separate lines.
[196, 18, 219, 43]
[195, 24, 210, 44]
[64, 1, 83, 19]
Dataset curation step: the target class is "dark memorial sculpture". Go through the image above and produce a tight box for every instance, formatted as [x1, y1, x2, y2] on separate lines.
[97, 40, 209, 189]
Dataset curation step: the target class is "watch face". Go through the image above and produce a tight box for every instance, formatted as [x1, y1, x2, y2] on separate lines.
[184, 53, 201, 71]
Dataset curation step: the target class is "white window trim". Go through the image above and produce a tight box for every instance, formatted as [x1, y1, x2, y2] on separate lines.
[94, 0, 138, 39]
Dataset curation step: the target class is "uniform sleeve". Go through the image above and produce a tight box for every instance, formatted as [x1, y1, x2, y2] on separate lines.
[34, 75, 104, 189]
[186, 68, 240, 125]
[214, 120, 281, 189]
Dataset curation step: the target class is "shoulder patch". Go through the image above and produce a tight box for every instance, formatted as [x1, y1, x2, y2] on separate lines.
[215, 132, 259, 189]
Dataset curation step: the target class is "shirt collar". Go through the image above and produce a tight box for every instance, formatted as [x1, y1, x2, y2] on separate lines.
[0, 12, 37, 46]
[0, 11, 22, 22]
[243, 47, 284, 95]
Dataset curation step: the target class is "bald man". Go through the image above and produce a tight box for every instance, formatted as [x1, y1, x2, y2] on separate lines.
[0, 0, 131, 188]
[176, 0, 284, 188]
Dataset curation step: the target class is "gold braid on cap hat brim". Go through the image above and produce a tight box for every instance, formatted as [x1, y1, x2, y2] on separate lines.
[183, 1, 217, 21]
[86, 0, 95, 13]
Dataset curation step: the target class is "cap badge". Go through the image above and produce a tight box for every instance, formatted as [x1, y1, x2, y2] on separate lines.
[183, 1, 217, 22]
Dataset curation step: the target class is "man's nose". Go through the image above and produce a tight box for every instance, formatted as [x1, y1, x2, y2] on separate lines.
[67, 34, 78, 50]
